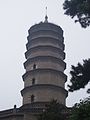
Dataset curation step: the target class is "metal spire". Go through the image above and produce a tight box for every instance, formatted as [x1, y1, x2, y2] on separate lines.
[44, 7, 48, 23]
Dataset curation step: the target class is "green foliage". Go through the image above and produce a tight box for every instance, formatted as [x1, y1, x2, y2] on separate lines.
[69, 97, 90, 120]
[68, 58, 90, 92]
[63, 0, 90, 28]
[38, 100, 67, 120]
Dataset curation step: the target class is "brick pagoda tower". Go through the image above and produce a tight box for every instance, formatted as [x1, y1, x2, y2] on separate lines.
[0, 17, 68, 120]
[21, 16, 68, 110]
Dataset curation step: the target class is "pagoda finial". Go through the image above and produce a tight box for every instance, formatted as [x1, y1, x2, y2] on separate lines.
[44, 7, 48, 23]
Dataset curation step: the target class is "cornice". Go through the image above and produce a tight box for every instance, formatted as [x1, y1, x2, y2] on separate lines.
[24, 55, 66, 69]
[21, 84, 68, 97]
[22, 68, 67, 81]
[25, 45, 65, 59]
[28, 22, 63, 36]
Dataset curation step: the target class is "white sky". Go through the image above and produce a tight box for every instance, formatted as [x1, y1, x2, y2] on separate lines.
[0, 0, 90, 110]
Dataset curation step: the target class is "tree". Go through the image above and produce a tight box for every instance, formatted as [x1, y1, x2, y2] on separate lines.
[68, 58, 90, 93]
[63, 0, 90, 28]
[38, 100, 67, 120]
[69, 97, 90, 120]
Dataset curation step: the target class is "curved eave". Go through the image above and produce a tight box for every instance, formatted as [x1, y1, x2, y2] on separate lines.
[26, 36, 65, 50]
[24, 55, 66, 69]
[27, 35, 64, 43]
[22, 68, 67, 82]
[21, 84, 68, 97]
[25, 45, 65, 59]
[28, 22, 63, 35]
[27, 35, 64, 44]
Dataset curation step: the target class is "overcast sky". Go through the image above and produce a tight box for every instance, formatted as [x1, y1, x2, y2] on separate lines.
[0, 0, 90, 110]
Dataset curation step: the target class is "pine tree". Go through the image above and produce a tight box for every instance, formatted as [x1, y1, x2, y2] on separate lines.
[63, 0, 90, 28]
[68, 58, 90, 93]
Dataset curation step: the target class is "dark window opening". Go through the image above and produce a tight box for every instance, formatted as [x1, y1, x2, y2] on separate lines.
[31, 95, 34, 103]
[32, 78, 35, 85]
[33, 64, 36, 69]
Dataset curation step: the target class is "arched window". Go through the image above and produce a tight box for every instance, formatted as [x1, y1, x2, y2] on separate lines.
[31, 95, 34, 103]
[32, 78, 35, 85]
[33, 64, 36, 70]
